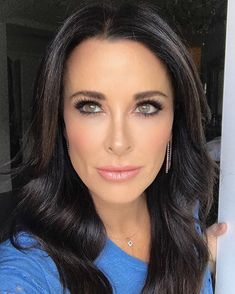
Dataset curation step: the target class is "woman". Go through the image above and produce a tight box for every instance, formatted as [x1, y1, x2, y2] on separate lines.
[0, 1, 225, 293]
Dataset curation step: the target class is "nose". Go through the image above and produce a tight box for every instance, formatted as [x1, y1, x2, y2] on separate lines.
[104, 117, 133, 156]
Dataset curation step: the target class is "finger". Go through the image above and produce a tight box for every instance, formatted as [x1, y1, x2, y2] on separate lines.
[207, 222, 227, 236]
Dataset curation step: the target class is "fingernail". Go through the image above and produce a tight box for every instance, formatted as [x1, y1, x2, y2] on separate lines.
[218, 223, 226, 229]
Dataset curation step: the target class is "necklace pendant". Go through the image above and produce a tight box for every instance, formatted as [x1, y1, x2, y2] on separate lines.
[127, 240, 133, 247]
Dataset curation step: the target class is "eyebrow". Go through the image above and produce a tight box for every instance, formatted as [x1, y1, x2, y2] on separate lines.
[69, 90, 168, 101]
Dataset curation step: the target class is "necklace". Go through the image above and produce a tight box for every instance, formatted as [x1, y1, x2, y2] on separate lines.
[104, 208, 150, 248]
[107, 230, 139, 247]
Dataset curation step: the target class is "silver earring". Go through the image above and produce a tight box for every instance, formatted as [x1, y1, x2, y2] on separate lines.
[166, 139, 172, 174]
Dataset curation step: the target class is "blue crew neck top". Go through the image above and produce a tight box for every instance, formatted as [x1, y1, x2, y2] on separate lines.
[0, 232, 213, 294]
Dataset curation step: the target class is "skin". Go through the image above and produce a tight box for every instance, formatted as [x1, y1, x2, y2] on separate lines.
[63, 38, 174, 256]
[62, 36, 227, 265]
[206, 222, 227, 274]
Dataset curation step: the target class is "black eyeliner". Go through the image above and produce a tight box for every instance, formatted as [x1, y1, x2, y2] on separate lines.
[136, 99, 163, 110]
[73, 98, 163, 116]
[135, 99, 163, 117]
[74, 98, 102, 115]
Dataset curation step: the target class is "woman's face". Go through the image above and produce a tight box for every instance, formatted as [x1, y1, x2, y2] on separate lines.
[63, 38, 174, 206]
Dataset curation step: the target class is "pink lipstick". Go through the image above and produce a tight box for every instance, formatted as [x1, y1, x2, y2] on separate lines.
[97, 166, 141, 181]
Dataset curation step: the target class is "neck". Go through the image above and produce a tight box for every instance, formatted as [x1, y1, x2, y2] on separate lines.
[92, 192, 150, 237]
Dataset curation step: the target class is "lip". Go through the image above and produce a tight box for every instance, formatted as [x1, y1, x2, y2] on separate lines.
[97, 166, 142, 181]
[97, 165, 141, 172]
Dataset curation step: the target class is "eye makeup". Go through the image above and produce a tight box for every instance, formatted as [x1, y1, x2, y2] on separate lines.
[136, 99, 163, 117]
[74, 98, 102, 115]
[73, 97, 163, 117]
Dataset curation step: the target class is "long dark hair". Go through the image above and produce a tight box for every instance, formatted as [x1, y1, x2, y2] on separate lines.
[2, 1, 217, 293]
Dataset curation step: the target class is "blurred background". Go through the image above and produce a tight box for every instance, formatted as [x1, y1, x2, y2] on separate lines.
[0, 0, 228, 226]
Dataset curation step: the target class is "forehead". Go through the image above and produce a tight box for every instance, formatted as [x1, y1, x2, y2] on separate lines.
[66, 37, 168, 74]
[64, 38, 173, 99]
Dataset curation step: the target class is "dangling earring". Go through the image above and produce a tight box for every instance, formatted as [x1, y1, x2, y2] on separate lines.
[166, 139, 172, 174]
[66, 141, 69, 152]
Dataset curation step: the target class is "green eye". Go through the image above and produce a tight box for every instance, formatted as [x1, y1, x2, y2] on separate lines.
[82, 103, 101, 112]
[136, 104, 155, 114]
[74, 100, 102, 115]
[135, 100, 163, 117]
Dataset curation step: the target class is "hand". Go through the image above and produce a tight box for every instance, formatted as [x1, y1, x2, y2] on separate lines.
[206, 222, 227, 274]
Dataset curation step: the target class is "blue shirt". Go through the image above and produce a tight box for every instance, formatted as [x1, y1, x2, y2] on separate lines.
[0, 232, 213, 293]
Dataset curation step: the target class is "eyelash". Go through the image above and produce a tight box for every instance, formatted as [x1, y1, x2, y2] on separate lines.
[74, 98, 163, 117]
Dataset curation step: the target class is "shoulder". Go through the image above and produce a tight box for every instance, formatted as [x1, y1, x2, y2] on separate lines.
[0, 232, 67, 294]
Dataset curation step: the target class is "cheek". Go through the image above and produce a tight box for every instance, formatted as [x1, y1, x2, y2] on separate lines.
[65, 117, 104, 156]
[137, 119, 172, 153]
[150, 128, 170, 149]
[146, 133, 169, 168]
[136, 117, 173, 180]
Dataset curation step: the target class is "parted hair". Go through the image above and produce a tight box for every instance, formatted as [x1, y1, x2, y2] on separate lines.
[2, 1, 217, 293]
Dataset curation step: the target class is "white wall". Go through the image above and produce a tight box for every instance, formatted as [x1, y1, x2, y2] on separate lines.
[215, 0, 235, 292]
